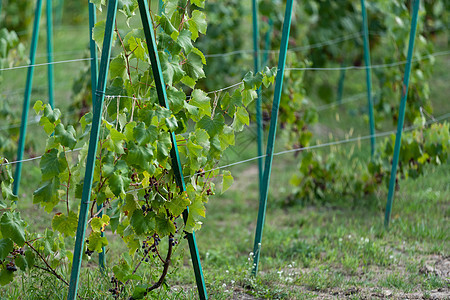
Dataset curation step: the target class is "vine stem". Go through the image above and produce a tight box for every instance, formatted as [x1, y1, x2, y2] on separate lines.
[115, 20, 133, 86]
[145, 234, 173, 292]
[26, 241, 69, 286]
[128, 234, 174, 300]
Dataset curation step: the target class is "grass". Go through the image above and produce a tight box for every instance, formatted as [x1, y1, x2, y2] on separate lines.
[0, 5, 449, 300]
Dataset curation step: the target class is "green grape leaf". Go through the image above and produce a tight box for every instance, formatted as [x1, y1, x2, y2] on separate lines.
[221, 170, 234, 194]
[113, 259, 131, 283]
[0, 212, 26, 247]
[232, 107, 250, 131]
[155, 213, 176, 237]
[133, 123, 157, 146]
[93, 20, 106, 49]
[91, 0, 106, 10]
[0, 238, 13, 260]
[15, 254, 27, 271]
[243, 71, 263, 89]
[54, 124, 77, 149]
[159, 14, 179, 40]
[188, 10, 207, 40]
[33, 178, 60, 213]
[189, 90, 211, 117]
[122, 194, 140, 216]
[39, 116, 56, 135]
[160, 52, 185, 86]
[40, 149, 67, 181]
[43, 105, 61, 123]
[130, 210, 155, 235]
[87, 231, 108, 253]
[33, 100, 44, 114]
[164, 0, 178, 17]
[177, 30, 193, 54]
[110, 55, 127, 79]
[262, 66, 277, 87]
[167, 87, 186, 113]
[131, 284, 150, 300]
[195, 114, 225, 138]
[157, 132, 172, 162]
[124, 121, 136, 141]
[184, 52, 205, 81]
[185, 196, 205, 233]
[51, 211, 78, 237]
[106, 127, 127, 154]
[181, 76, 196, 89]
[1, 181, 17, 202]
[126, 142, 154, 172]
[191, 0, 205, 8]
[242, 89, 257, 106]
[166, 192, 190, 217]
[25, 249, 36, 268]
[0, 269, 14, 286]
[109, 170, 131, 197]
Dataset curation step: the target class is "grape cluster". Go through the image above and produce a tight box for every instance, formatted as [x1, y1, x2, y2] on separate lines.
[141, 204, 153, 214]
[169, 237, 178, 247]
[4, 247, 25, 272]
[109, 276, 121, 298]
[197, 168, 205, 177]
[6, 262, 17, 272]
[141, 234, 162, 261]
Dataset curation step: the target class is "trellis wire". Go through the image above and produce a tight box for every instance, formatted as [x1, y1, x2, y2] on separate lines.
[285, 50, 450, 71]
[2, 112, 448, 171]
[0, 57, 93, 72]
[205, 30, 377, 58]
[191, 112, 450, 178]
[1, 50, 447, 74]
[118, 111, 450, 195]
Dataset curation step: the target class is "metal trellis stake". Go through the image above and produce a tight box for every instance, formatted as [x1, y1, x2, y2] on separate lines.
[252, 0, 264, 199]
[252, 0, 294, 275]
[47, 0, 54, 108]
[158, 0, 163, 14]
[137, 0, 207, 298]
[67, 1, 118, 298]
[13, 0, 44, 195]
[337, 61, 346, 104]
[87, 1, 105, 270]
[361, 0, 375, 157]
[57, 0, 64, 25]
[262, 18, 273, 67]
[384, 0, 421, 228]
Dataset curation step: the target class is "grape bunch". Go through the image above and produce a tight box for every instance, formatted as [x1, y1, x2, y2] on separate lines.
[109, 276, 121, 299]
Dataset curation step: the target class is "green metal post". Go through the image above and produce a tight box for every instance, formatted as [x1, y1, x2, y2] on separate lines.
[337, 62, 346, 104]
[252, 0, 264, 199]
[137, 1, 207, 298]
[88, 1, 105, 270]
[252, 0, 294, 275]
[47, 0, 54, 108]
[262, 18, 273, 67]
[384, 0, 420, 228]
[57, 0, 64, 25]
[158, 0, 163, 14]
[13, 0, 44, 196]
[67, 1, 118, 299]
[361, 0, 375, 157]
